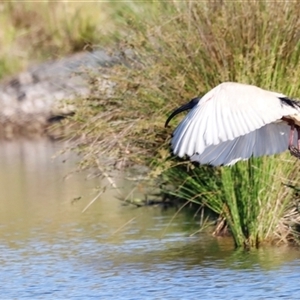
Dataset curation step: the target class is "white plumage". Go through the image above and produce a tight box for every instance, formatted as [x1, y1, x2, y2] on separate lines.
[165, 82, 300, 166]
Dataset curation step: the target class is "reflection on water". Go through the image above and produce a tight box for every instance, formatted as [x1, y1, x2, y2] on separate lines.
[0, 139, 300, 299]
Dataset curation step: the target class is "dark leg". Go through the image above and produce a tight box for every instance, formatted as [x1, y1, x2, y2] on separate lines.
[289, 125, 300, 159]
[289, 124, 295, 147]
[298, 126, 300, 150]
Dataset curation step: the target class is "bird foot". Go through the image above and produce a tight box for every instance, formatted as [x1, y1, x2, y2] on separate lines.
[289, 146, 300, 159]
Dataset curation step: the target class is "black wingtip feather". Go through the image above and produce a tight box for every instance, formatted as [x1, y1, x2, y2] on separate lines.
[279, 97, 300, 108]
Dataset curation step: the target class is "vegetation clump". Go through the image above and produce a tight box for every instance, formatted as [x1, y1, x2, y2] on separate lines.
[3, 1, 300, 248]
[68, 1, 300, 248]
[0, 2, 109, 78]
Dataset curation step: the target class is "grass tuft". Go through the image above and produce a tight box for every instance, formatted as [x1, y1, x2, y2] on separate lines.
[65, 1, 300, 248]
[164, 157, 300, 247]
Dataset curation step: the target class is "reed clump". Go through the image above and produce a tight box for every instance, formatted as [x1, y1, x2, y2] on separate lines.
[67, 1, 300, 248]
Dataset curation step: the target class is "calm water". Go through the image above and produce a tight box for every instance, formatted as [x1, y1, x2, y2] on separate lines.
[0, 139, 300, 299]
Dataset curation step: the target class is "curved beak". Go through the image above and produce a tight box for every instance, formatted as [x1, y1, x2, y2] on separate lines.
[165, 97, 201, 128]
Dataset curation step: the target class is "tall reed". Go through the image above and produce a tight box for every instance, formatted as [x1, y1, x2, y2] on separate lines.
[164, 156, 300, 247]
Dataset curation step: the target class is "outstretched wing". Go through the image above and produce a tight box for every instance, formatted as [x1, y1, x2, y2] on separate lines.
[172, 82, 299, 160]
[190, 122, 296, 166]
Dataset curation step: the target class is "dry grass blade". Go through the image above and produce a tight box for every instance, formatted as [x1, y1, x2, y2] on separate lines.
[112, 217, 136, 235]
[82, 190, 103, 213]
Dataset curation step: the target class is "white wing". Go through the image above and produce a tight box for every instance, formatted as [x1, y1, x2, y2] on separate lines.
[172, 82, 300, 161]
[190, 122, 297, 166]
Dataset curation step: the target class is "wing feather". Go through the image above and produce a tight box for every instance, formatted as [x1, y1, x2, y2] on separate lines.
[190, 122, 293, 166]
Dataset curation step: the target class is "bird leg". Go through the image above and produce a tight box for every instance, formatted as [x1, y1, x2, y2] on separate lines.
[288, 124, 300, 159]
[297, 126, 300, 150]
[289, 123, 295, 146]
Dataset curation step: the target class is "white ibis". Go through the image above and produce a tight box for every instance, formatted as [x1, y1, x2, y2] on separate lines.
[165, 82, 300, 166]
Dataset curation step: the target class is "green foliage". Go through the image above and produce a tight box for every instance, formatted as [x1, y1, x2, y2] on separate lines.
[165, 157, 300, 247]
[0, 2, 108, 78]
[67, 0, 300, 248]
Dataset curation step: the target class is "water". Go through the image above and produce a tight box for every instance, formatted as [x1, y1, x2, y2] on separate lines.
[0, 139, 300, 299]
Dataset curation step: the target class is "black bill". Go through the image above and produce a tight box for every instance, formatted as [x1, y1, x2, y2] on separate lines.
[165, 97, 201, 127]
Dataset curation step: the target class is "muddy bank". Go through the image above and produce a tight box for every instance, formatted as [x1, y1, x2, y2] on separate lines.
[0, 50, 121, 138]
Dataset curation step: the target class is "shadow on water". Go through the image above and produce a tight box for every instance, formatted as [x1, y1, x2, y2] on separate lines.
[0, 139, 300, 299]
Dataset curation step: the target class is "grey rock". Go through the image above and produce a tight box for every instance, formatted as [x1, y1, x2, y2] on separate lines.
[0, 50, 121, 135]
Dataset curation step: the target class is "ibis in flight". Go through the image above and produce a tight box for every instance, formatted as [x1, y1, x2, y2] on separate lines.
[165, 82, 300, 166]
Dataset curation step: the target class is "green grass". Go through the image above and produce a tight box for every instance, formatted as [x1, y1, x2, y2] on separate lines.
[0, 2, 110, 78]
[65, 1, 300, 248]
[164, 157, 300, 247]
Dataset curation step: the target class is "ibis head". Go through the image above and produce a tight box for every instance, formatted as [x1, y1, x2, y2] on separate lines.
[165, 97, 201, 128]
